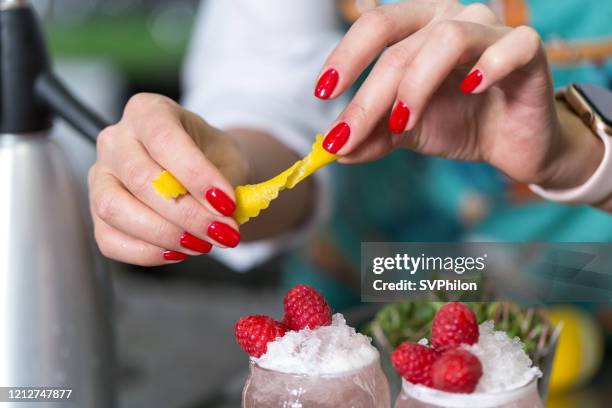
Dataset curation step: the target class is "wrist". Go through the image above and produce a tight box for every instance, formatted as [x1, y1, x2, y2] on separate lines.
[224, 131, 251, 186]
[535, 100, 603, 190]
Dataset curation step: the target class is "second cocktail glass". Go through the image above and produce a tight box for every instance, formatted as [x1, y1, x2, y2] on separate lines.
[395, 375, 542, 408]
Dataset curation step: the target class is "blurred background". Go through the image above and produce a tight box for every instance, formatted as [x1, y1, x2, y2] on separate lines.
[34, 0, 612, 406]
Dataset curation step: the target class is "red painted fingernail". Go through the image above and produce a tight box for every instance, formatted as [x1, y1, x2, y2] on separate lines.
[322, 122, 350, 154]
[388, 101, 410, 134]
[315, 68, 339, 99]
[207, 222, 240, 247]
[163, 250, 188, 261]
[205, 188, 236, 216]
[180, 232, 212, 253]
[460, 69, 483, 93]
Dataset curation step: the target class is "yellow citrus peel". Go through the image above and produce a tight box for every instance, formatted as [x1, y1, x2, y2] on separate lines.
[151, 170, 187, 199]
[234, 134, 338, 224]
[151, 134, 338, 224]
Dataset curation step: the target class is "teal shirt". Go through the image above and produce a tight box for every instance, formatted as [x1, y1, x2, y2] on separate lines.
[283, 0, 612, 309]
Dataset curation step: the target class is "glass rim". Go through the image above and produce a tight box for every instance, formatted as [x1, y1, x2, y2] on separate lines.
[400, 374, 539, 408]
[249, 353, 381, 378]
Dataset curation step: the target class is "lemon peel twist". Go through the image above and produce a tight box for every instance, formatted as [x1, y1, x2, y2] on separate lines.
[151, 170, 187, 199]
[151, 134, 338, 224]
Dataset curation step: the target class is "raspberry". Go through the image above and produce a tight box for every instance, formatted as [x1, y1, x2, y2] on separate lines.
[431, 302, 479, 351]
[234, 315, 287, 358]
[283, 285, 332, 331]
[391, 342, 438, 387]
[431, 349, 483, 393]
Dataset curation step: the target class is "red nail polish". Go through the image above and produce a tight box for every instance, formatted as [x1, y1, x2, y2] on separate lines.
[207, 222, 240, 247]
[163, 250, 188, 261]
[205, 188, 236, 216]
[322, 122, 350, 154]
[460, 69, 483, 94]
[315, 68, 339, 99]
[180, 232, 212, 253]
[388, 101, 410, 134]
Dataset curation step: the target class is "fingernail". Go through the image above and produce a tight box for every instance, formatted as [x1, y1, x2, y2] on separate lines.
[322, 122, 350, 154]
[180, 232, 213, 253]
[460, 69, 483, 94]
[207, 222, 240, 247]
[315, 68, 339, 99]
[163, 250, 188, 261]
[388, 101, 410, 134]
[205, 188, 236, 216]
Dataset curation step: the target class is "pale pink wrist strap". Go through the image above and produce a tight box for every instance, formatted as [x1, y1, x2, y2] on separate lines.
[529, 127, 612, 204]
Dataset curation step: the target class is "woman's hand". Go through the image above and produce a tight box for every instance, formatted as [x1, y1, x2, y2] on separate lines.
[89, 93, 247, 266]
[316, 0, 602, 189]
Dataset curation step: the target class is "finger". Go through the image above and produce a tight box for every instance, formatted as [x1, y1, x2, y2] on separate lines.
[123, 93, 237, 217]
[322, 3, 502, 157]
[106, 134, 240, 248]
[93, 214, 187, 266]
[314, 1, 437, 100]
[393, 21, 507, 132]
[389, 2, 500, 132]
[90, 168, 212, 255]
[455, 2, 500, 26]
[339, 120, 405, 164]
[459, 25, 544, 95]
[322, 23, 441, 155]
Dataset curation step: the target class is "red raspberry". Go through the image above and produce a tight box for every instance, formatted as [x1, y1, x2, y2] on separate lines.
[234, 315, 287, 358]
[391, 342, 439, 387]
[431, 302, 479, 351]
[283, 285, 332, 331]
[431, 349, 483, 393]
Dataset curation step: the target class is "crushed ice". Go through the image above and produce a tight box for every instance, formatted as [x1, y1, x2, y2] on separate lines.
[256, 314, 379, 375]
[462, 321, 542, 393]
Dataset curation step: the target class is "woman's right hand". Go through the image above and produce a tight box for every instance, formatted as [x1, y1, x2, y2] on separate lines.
[89, 93, 247, 266]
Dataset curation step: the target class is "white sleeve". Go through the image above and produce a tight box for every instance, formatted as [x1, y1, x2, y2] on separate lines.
[181, 0, 348, 271]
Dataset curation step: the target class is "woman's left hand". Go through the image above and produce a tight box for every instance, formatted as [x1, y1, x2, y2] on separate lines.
[315, 0, 602, 190]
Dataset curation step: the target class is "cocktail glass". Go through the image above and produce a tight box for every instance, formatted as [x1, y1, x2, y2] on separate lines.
[242, 357, 391, 407]
[394, 376, 542, 408]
